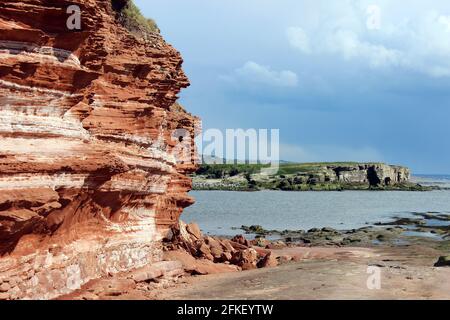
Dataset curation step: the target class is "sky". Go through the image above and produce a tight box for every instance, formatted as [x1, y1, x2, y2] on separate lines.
[135, 0, 450, 174]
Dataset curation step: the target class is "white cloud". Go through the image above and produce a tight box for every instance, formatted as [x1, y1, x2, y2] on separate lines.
[326, 29, 403, 68]
[286, 27, 311, 54]
[223, 61, 299, 87]
[287, 1, 450, 77]
[438, 15, 450, 31]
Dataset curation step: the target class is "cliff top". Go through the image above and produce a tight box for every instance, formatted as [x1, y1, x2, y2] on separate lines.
[195, 162, 409, 177]
[113, 0, 160, 37]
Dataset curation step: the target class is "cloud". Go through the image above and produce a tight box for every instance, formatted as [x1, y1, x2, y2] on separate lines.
[438, 15, 450, 31]
[326, 29, 403, 68]
[287, 2, 450, 77]
[286, 27, 311, 54]
[281, 144, 384, 163]
[221, 61, 299, 87]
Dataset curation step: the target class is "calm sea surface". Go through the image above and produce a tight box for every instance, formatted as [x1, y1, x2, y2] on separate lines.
[183, 175, 450, 236]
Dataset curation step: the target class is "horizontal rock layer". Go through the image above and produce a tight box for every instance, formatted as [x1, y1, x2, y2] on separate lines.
[0, 0, 199, 299]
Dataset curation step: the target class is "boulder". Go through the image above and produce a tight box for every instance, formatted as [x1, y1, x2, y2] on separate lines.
[220, 252, 233, 262]
[186, 223, 202, 240]
[265, 241, 287, 250]
[231, 235, 251, 247]
[197, 242, 214, 261]
[277, 255, 294, 264]
[163, 250, 239, 275]
[219, 239, 237, 253]
[229, 241, 249, 251]
[252, 238, 270, 247]
[231, 248, 258, 270]
[0, 292, 10, 300]
[128, 261, 183, 283]
[434, 255, 450, 267]
[205, 236, 224, 259]
[257, 252, 278, 268]
[252, 246, 271, 257]
[0, 282, 11, 293]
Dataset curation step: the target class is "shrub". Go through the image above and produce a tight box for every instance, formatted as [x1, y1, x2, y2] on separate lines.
[112, 0, 160, 37]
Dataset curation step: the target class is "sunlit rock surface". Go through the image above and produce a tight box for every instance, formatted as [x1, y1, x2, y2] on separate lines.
[0, 0, 199, 299]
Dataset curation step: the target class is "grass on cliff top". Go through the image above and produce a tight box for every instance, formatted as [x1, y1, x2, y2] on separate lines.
[113, 0, 160, 36]
[276, 162, 381, 174]
[195, 162, 388, 177]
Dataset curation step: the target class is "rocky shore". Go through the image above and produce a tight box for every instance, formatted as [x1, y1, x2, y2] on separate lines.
[238, 211, 450, 247]
[57, 212, 450, 300]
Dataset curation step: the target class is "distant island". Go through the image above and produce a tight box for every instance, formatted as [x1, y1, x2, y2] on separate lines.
[192, 162, 434, 191]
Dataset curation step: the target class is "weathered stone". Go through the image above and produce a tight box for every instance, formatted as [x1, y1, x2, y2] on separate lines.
[252, 247, 271, 257]
[129, 261, 183, 282]
[220, 252, 233, 262]
[129, 268, 163, 283]
[0, 0, 199, 300]
[81, 279, 136, 298]
[0, 282, 11, 293]
[0, 292, 10, 300]
[231, 235, 251, 247]
[265, 241, 287, 250]
[252, 238, 270, 247]
[197, 243, 214, 261]
[163, 250, 239, 275]
[205, 236, 224, 259]
[434, 256, 450, 267]
[229, 241, 249, 251]
[277, 255, 294, 264]
[186, 223, 202, 240]
[219, 239, 237, 253]
[257, 252, 278, 268]
[231, 248, 258, 270]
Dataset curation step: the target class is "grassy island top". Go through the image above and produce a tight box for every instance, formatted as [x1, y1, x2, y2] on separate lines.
[195, 162, 400, 177]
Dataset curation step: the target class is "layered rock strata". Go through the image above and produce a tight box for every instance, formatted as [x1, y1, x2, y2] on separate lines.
[0, 0, 199, 299]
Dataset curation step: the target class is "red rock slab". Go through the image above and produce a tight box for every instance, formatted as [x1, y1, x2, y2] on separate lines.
[163, 250, 240, 275]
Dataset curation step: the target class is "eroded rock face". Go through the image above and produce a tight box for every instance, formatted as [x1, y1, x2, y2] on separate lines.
[0, 0, 199, 299]
[296, 163, 410, 186]
[332, 164, 410, 186]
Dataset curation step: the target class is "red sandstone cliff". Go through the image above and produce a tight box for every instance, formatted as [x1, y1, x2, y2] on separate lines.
[0, 0, 199, 299]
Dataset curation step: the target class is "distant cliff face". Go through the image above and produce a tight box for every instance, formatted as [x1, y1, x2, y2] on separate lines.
[0, 0, 199, 299]
[324, 164, 410, 186]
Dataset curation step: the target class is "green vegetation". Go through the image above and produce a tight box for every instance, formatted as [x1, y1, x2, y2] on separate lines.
[112, 0, 160, 36]
[196, 162, 373, 178]
[275, 162, 384, 175]
[196, 164, 269, 179]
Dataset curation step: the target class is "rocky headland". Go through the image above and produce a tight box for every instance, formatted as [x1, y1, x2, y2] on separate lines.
[193, 162, 432, 191]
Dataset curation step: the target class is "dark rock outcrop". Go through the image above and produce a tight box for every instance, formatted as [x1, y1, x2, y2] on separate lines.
[434, 256, 450, 267]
